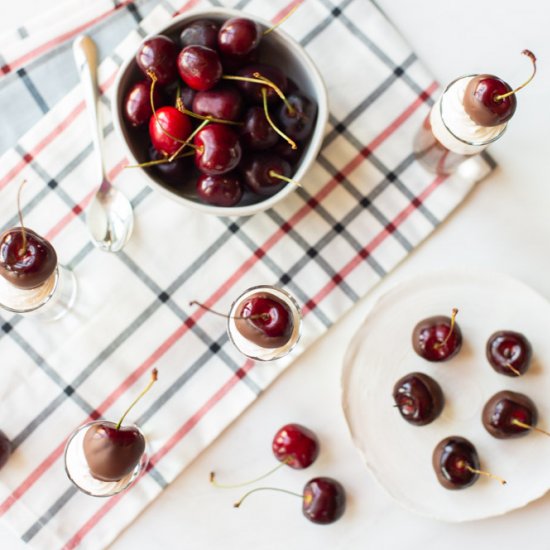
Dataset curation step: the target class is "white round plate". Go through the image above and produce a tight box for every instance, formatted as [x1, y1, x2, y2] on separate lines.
[342, 268, 550, 522]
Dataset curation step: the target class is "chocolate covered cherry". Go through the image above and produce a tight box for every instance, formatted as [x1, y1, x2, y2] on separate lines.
[0, 228, 57, 289]
[482, 390, 539, 439]
[463, 50, 536, 127]
[486, 330, 532, 377]
[235, 292, 293, 349]
[412, 308, 462, 362]
[392, 372, 444, 426]
[433, 436, 480, 490]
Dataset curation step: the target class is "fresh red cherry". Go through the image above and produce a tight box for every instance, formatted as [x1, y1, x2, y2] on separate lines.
[235, 64, 287, 105]
[272, 424, 319, 469]
[241, 106, 279, 150]
[482, 390, 542, 439]
[412, 308, 462, 362]
[463, 50, 536, 127]
[234, 476, 346, 525]
[123, 80, 162, 127]
[277, 93, 317, 141]
[0, 431, 12, 471]
[136, 35, 178, 86]
[0, 228, 57, 289]
[177, 45, 222, 92]
[180, 19, 219, 49]
[196, 173, 243, 207]
[82, 369, 157, 482]
[83, 421, 145, 482]
[273, 140, 302, 164]
[392, 372, 444, 426]
[235, 293, 293, 349]
[241, 153, 291, 196]
[218, 17, 261, 57]
[194, 124, 242, 175]
[148, 146, 192, 187]
[149, 106, 193, 156]
[192, 85, 244, 122]
[221, 49, 260, 73]
[486, 330, 532, 377]
[302, 477, 346, 524]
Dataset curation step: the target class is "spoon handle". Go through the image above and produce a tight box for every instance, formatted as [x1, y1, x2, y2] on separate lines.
[73, 35, 106, 186]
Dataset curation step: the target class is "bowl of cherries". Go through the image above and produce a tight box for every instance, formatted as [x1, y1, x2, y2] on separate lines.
[113, 8, 328, 216]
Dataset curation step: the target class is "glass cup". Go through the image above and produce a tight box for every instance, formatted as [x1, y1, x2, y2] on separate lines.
[227, 285, 302, 361]
[414, 75, 507, 176]
[0, 264, 77, 321]
[64, 420, 148, 497]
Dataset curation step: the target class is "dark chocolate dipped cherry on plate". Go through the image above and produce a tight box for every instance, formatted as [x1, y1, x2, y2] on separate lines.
[83, 369, 158, 482]
[486, 330, 532, 377]
[433, 436, 506, 490]
[392, 372, 444, 426]
[124, 12, 317, 208]
[234, 476, 346, 525]
[481, 390, 549, 439]
[412, 308, 462, 362]
[463, 50, 536, 127]
[210, 423, 319, 488]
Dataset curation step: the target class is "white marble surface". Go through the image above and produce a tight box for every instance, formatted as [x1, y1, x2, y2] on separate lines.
[1, 1, 550, 548]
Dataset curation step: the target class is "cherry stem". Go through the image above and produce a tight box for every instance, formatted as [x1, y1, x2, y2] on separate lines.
[222, 72, 295, 114]
[494, 49, 537, 101]
[434, 308, 459, 350]
[126, 150, 195, 170]
[460, 461, 506, 485]
[512, 419, 550, 437]
[182, 106, 243, 127]
[503, 362, 521, 377]
[147, 70, 189, 146]
[210, 458, 290, 489]
[189, 300, 270, 321]
[17, 180, 28, 255]
[263, 3, 301, 35]
[234, 486, 303, 508]
[115, 369, 158, 430]
[262, 88, 297, 150]
[168, 119, 209, 162]
[268, 170, 301, 187]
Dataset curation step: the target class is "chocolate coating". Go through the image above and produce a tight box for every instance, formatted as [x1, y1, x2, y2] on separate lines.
[433, 436, 479, 490]
[463, 74, 516, 127]
[0, 227, 57, 289]
[482, 390, 537, 439]
[486, 330, 532, 377]
[235, 292, 293, 349]
[412, 314, 462, 362]
[392, 372, 444, 426]
[83, 421, 145, 482]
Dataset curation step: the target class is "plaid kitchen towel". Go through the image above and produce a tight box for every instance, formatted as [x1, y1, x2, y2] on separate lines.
[0, 0, 495, 548]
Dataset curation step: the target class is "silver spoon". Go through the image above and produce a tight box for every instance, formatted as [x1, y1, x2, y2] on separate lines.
[73, 35, 134, 252]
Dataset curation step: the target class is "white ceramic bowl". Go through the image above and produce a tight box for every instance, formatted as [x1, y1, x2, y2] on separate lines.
[112, 8, 328, 217]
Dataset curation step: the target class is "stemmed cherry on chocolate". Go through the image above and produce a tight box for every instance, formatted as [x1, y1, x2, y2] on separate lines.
[210, 423, 319, 489]
[433, 436, 506, 490]
[83, 369, 158, 482]
[190, 292, 294, 349]
[0, 183, 57, 290]
[392, 372, 444, 426]
[486, 330, 532, 377]
[234, 476, 346, 525]
[464, 50, 537, 127]
[412, 308, 462, 362]
[482, 390, 548, 439]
